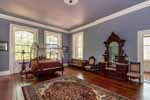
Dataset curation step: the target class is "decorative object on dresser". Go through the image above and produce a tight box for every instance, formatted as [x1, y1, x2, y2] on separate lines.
[68, 59, 87, 69]
[84, 56, 99, 72]
[127, 62, 141, 84]
[100, 32, 129, 81]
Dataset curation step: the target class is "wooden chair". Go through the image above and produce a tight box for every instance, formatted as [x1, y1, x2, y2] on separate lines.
[84, 56, 99, 72]
[127, 62, 141, 84]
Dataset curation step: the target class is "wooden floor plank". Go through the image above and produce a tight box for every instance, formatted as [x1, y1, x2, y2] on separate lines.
[0, 67, 150, 100]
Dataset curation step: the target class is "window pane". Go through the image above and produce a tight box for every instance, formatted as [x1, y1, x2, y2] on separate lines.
[45, 32, 61, 59]
[15, 30, 35, 60]
[15, 45, 22, 52]
[73, 32, 83, 59]
[24, 53, 30, 60]
[144, 46, 150, 60]
[15, 53, 22, 60]
[144, 37, 150, 45]
[144, 37, 150, 60]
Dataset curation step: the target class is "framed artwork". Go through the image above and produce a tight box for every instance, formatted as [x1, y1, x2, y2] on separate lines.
[0, 41, 8, 51]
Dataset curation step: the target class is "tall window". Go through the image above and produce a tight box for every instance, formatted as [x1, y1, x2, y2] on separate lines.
[44, 31, 62, 59]
[13, 25, 38, 60]
[144, 36, 150, 60]
[72, 32, 83, 59]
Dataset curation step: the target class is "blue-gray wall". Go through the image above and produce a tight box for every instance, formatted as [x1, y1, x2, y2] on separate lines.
[82, 7, 150, 61]
[0, 19, 71, 71]
[0, 20, 9, 71]
[0, 7, 149, 71]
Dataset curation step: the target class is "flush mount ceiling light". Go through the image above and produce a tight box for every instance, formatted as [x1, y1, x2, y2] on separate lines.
[64, 0, 79, 6]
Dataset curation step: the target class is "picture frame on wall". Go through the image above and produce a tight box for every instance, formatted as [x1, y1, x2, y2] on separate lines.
[0, 41, 8, 51]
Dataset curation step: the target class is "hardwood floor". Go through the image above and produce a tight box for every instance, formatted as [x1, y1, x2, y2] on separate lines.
[0, 67, 150, 100]
[144, 72, 150, 82]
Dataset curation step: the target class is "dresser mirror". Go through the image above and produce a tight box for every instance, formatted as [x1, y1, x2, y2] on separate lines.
[109, 41, 119, 63]
[103, 32, 128, 63]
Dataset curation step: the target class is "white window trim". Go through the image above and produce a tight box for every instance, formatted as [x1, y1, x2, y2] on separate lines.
[72, 32, 84, 59]
[13, 24, 38, 61]
[9, 24, 38, 74]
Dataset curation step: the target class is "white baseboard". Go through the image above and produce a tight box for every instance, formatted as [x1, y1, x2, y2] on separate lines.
[0, 70, 11, 76]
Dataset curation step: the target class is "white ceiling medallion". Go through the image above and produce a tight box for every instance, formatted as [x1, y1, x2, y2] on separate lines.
[64, 0, 79, 6]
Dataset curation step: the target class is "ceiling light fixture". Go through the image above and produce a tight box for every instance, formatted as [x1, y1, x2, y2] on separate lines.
[64, 0, 79, 6]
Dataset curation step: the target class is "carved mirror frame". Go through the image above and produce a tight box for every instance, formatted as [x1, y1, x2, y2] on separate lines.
[103, 32, 127, 63]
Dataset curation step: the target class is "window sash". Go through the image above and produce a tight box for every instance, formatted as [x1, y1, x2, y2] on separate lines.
[144, 36, 150, 60]
[144, 45, 150, 60]
[13, 25, 38, 60]
[15, 52, 31, 60]
[72, 32, 83, 59]
[44, 31, 62, 59]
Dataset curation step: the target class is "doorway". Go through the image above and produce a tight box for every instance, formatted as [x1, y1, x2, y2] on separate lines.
[143, 35, 150, 82]
[138, 30, 150, 83]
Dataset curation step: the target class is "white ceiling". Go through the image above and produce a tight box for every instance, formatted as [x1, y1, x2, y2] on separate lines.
[0, 0, 146, 30]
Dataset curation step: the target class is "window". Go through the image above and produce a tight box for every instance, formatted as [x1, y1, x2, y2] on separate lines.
[13, 25, 38, 60]
[72, 32, 83, 59]
[44, 31, 62, 60]
[144, 36, 150, 60]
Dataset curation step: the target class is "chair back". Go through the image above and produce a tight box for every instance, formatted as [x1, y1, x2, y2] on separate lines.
[130, 62, 140, 73]
[88, 56, 96, 65]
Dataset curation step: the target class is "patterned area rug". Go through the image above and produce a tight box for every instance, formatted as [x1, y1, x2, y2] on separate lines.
[22, 76, 132, 100]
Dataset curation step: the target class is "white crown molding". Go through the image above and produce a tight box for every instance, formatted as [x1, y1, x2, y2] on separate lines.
[0, 13, 69, 33]
[70, 1, 150, 33]
[0, 1, 149, 34]
[0, 70, 11, 76]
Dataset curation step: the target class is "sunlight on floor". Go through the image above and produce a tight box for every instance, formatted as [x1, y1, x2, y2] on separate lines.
[77, 74, 84, 80]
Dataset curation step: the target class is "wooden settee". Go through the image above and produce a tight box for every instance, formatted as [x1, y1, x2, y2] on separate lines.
[68, 59, 87, 69]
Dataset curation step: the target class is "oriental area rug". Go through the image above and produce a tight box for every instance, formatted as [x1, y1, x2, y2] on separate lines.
[22, 76, 131, 100]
